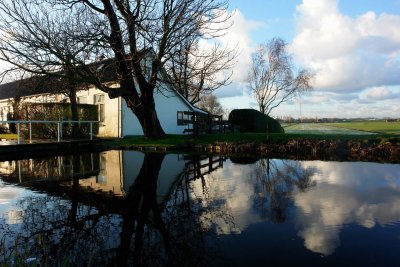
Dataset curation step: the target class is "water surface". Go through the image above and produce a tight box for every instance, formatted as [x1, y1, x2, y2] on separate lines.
[0, 151, 399, 266]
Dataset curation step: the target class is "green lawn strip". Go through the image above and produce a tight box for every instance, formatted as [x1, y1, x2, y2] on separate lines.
[325, 122, 400, 135]
[103, 132, 399, 148]
[283, 123, 376, 135]
[0, 134, 18, 140]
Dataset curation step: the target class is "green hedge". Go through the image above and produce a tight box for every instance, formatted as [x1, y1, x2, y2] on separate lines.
[17, 103, 98, 138]
[228, 109, 284, 133]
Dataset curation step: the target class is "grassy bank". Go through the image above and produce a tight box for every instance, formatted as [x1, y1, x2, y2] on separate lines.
[106, 132, 399, 148]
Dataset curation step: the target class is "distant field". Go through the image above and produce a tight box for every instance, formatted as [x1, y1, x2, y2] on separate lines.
[325, 121, 400, 135]
[283, 123, 377, 135]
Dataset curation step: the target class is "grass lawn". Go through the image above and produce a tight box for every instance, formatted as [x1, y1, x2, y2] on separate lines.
[0, 134, 18, 140]
[283, 123, 376, 135]
[109, 131, 399, 148]
[324, 121, 400, 135]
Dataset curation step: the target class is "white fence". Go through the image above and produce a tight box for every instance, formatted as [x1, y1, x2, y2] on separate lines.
[0, 120, 99, 144]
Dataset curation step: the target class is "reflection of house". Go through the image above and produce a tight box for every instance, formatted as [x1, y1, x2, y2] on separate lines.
[0, 151, 224, 205]
[0, 72, 207, 137]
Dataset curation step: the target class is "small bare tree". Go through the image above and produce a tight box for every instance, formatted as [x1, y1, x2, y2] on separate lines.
[197, 94, 224, 116]
[248, 38, 313, 116]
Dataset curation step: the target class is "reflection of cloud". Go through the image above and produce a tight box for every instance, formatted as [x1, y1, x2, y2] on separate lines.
[0, 186, 20, 205]
[6, 209, 22, 224]
[295, 161, 400, 255]
[192, 160, 267, 234]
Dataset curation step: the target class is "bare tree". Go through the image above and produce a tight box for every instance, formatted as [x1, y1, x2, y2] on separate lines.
[165, 35, 237, 104]
[0, 0, 232, 138]
[197, 94, 224, 116]
[0, 1, 103, 136]
[248, 38, 313, 116]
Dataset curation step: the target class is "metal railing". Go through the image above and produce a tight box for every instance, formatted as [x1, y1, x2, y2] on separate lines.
[0, 120, 99, 144]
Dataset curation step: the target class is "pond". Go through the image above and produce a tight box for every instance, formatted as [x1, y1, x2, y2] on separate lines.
[0, 150, 399, 266]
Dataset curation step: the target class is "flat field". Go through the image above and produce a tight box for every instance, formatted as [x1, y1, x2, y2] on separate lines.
[284, 121, 400, 135]
[324, 121, 400, 135]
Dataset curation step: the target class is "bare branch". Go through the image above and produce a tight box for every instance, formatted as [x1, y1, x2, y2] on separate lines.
[248, 38, 314, 116]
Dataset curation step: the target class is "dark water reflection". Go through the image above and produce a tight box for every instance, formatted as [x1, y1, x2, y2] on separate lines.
[0, 151, 399, 266]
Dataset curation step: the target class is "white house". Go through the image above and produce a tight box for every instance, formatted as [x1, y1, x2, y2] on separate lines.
[0, 76, 207, 138]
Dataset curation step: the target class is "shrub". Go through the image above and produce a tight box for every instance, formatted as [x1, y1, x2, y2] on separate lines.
[228, 109, 284, 133]
[16, 103, 98, 138]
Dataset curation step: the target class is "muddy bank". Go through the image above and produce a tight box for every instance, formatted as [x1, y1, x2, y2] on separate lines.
[192, 139, 400, 163]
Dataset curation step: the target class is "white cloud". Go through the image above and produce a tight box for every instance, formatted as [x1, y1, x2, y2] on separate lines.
[291, 0, 400, 93]
[361, 86, 400, 101]
[202, 9, 264, 98]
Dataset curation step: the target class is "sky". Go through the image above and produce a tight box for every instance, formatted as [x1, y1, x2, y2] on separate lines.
[210, 0, 400, 119]
[0, 0, 399, 119]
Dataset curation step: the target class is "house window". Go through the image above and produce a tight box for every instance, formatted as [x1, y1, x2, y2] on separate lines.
[177, 111, 190, 125]
[94, 94, 105, 122]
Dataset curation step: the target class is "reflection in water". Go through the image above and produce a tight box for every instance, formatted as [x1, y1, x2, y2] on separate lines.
[295, 161, 400, 255]
[0, 153, 399, 266]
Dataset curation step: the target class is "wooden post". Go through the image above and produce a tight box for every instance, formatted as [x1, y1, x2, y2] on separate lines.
[57, 122, 61, 142]
[17, 122, 20, 144]
[29, 121, 32, 143]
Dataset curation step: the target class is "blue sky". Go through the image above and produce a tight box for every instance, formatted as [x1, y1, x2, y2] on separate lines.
[213, 0, 400, 118]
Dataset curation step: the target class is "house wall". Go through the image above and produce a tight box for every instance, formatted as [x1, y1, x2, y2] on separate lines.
[122, 84, 194, 136]
[78, 150, 124, 196]
[0, 80, 199, 138]
[76, 87, 120, 138]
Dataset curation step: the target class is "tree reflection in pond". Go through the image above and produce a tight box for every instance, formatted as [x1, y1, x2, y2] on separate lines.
[251, 159, 316, 223]
[1, 152, 399, 266]
[0, 153, 234, 266]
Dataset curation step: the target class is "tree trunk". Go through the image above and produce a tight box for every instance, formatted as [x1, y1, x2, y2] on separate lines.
[68, 92, 80, 138]
[116, 153, 167, 266]
[125, 88, 165, 139]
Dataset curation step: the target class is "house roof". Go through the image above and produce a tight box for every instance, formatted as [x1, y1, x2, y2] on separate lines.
[0, 58, 206, 115]
[0, 58, 117, 101]
[0, 77, 59, 100]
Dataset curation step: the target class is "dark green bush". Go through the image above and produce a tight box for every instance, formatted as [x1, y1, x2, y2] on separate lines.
[228, 109, 284, 133]
[16, 103, 98, 138]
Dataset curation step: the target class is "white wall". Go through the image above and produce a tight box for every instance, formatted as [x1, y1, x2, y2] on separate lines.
[76, 87, 120, 138]
[121, 85, 194, 136]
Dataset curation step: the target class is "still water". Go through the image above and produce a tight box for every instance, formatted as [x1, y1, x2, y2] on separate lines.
[0, 150, 399, 266]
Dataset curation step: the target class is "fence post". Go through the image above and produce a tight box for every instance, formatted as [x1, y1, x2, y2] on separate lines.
[29, 121, 32, 143]
[90, 122, 93, 140]
[17, 122, 20, 144]
[57, 122, 60, 142]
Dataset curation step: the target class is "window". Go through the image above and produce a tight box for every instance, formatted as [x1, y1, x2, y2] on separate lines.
[177, 111, 190, 125]
[94, 94, 105, 122]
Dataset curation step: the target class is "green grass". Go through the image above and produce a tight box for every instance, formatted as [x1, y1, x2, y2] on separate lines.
[283, 123, 376, 135]
[325, 121, 400, 134]
[0, 134, 18, 140]
[105, 131, 399, 148]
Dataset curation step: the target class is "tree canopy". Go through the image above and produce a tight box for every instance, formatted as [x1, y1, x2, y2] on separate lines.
[0, 0, 233, 138]
[248, 38, 313, 116]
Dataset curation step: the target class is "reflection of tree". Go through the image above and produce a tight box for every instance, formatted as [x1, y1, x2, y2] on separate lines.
[0, 153, 231, 266]
[162, 154, 235, 266]
[251, 158, 316, 223]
